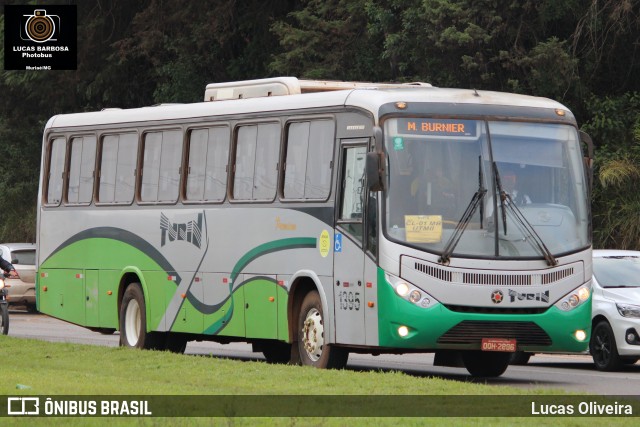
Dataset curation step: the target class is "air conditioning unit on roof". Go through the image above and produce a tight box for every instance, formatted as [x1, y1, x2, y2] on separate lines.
[204, 77, 431, 101]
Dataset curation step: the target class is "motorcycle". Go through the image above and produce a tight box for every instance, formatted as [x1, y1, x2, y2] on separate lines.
[0, 273, 9, 335]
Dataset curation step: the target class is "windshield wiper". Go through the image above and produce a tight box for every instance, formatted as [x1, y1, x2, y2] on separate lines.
[502, 195, 558, 266]
[492, 162, 556, 266]
[493, 162, 508, 235]
[439, 158, 486, 264]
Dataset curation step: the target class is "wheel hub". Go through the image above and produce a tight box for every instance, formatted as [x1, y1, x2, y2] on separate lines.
[301, 308, 323, 361]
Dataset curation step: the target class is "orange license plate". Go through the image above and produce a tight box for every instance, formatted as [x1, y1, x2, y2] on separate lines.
[481, 338, 516, 352]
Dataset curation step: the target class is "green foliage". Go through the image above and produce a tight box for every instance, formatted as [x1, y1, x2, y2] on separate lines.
[270, 0, 387, 81]
[584, 93, 640, 248]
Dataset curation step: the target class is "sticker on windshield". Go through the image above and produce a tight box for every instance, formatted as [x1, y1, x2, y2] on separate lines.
[393, 137, 404, 151]
[405, 215, 442, 243]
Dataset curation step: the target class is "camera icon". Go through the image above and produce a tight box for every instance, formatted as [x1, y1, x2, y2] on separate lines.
[20, 9, 60, 43]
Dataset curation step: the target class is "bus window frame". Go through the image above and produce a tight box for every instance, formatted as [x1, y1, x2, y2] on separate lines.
[182, 123, 231, 205]
[336, 139, 369, 246]
[43, 134, 67, 208]
[228, 119, 282, 204]
[94, 129, 139, 207]
[64, 133, 98, 207]
[137, 127, 184, 206]
[280, 115, 336, 203]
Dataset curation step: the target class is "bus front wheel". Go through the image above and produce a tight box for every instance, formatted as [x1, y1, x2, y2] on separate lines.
[297, 290, 348, 369]
[119, 283, 162, 350]
[462, 350, 511, 377]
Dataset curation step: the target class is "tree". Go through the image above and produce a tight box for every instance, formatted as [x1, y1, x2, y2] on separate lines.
[270, 0, 387, 81]
[584, 93, 640, 248]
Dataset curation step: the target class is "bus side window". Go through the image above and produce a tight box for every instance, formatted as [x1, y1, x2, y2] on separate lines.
[45, 137, 66, 206]
[283, 119, 334, 200]
[98, 133, 137, 204]
[233, 123, 279, 201]
[67, 136, 96, 205]
[338, 145, 367, 242]
[185, 126, 230, 202]
[140, 129, 182, 203]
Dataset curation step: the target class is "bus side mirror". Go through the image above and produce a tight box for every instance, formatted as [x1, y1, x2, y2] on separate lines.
[366, 126, 386, 192]
[366, 152, 385, 192]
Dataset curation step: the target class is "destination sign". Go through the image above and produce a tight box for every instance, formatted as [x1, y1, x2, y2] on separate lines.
[397, 118, 477, 137]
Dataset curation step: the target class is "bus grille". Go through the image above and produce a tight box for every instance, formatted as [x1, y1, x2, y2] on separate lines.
[413, 261, 574, 286]
[437, 321, 552, 346]
[444, 305, 549, 315]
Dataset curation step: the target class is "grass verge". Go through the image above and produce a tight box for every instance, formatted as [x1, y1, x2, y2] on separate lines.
[0, 336, 636, 426]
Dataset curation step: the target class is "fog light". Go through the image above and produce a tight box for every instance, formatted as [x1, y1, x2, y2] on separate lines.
[575, 330, 586, 342]
[398, 326, 409, 337]
[626, 332, 636, 344]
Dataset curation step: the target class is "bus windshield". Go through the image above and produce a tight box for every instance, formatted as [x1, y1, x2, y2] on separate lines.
[383, 118, 589, 259]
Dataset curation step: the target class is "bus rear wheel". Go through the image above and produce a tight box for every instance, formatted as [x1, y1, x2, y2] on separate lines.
[462, 350, 511, 377]
[119, 283, 163, 350]
[297, 290, 348, 369]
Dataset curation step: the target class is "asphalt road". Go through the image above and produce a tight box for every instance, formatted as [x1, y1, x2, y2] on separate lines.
[7, 307, 640, 395]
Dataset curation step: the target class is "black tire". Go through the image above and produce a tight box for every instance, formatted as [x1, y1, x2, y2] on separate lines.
[262, 341, 292, 364]
[590, 320, 622, 371]
[510, 351, 532, 365]
[462, 351, 511, 377]
[1, 303, 8, 335]
[26, 304, 38, 314]
[119, 283, 163, 349]
[297, 290, 348, 369]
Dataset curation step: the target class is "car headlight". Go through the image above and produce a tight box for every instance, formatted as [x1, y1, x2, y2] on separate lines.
[616, 303, 640, 318]
[555, 284, 590, 311]
[385, 273, 436, 308]
[0, 278, 4, 290]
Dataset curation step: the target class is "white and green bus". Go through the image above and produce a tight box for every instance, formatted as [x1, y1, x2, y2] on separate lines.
[37, 77, 594, 376]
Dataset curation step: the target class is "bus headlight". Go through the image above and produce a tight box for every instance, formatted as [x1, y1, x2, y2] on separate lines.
[409, 290, 422, 303]
[555, 285, 590, 312]
[385, 273, 436, 308]
[396, 282, 410, 297]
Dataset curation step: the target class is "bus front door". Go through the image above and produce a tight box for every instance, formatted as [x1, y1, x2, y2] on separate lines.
[334, 142, 367, 345]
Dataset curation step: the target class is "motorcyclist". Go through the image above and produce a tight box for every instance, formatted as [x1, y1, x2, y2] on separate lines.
[0, 255, 18, 277]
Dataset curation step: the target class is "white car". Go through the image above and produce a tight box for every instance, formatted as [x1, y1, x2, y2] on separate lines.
[590, 249, 640, 371]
